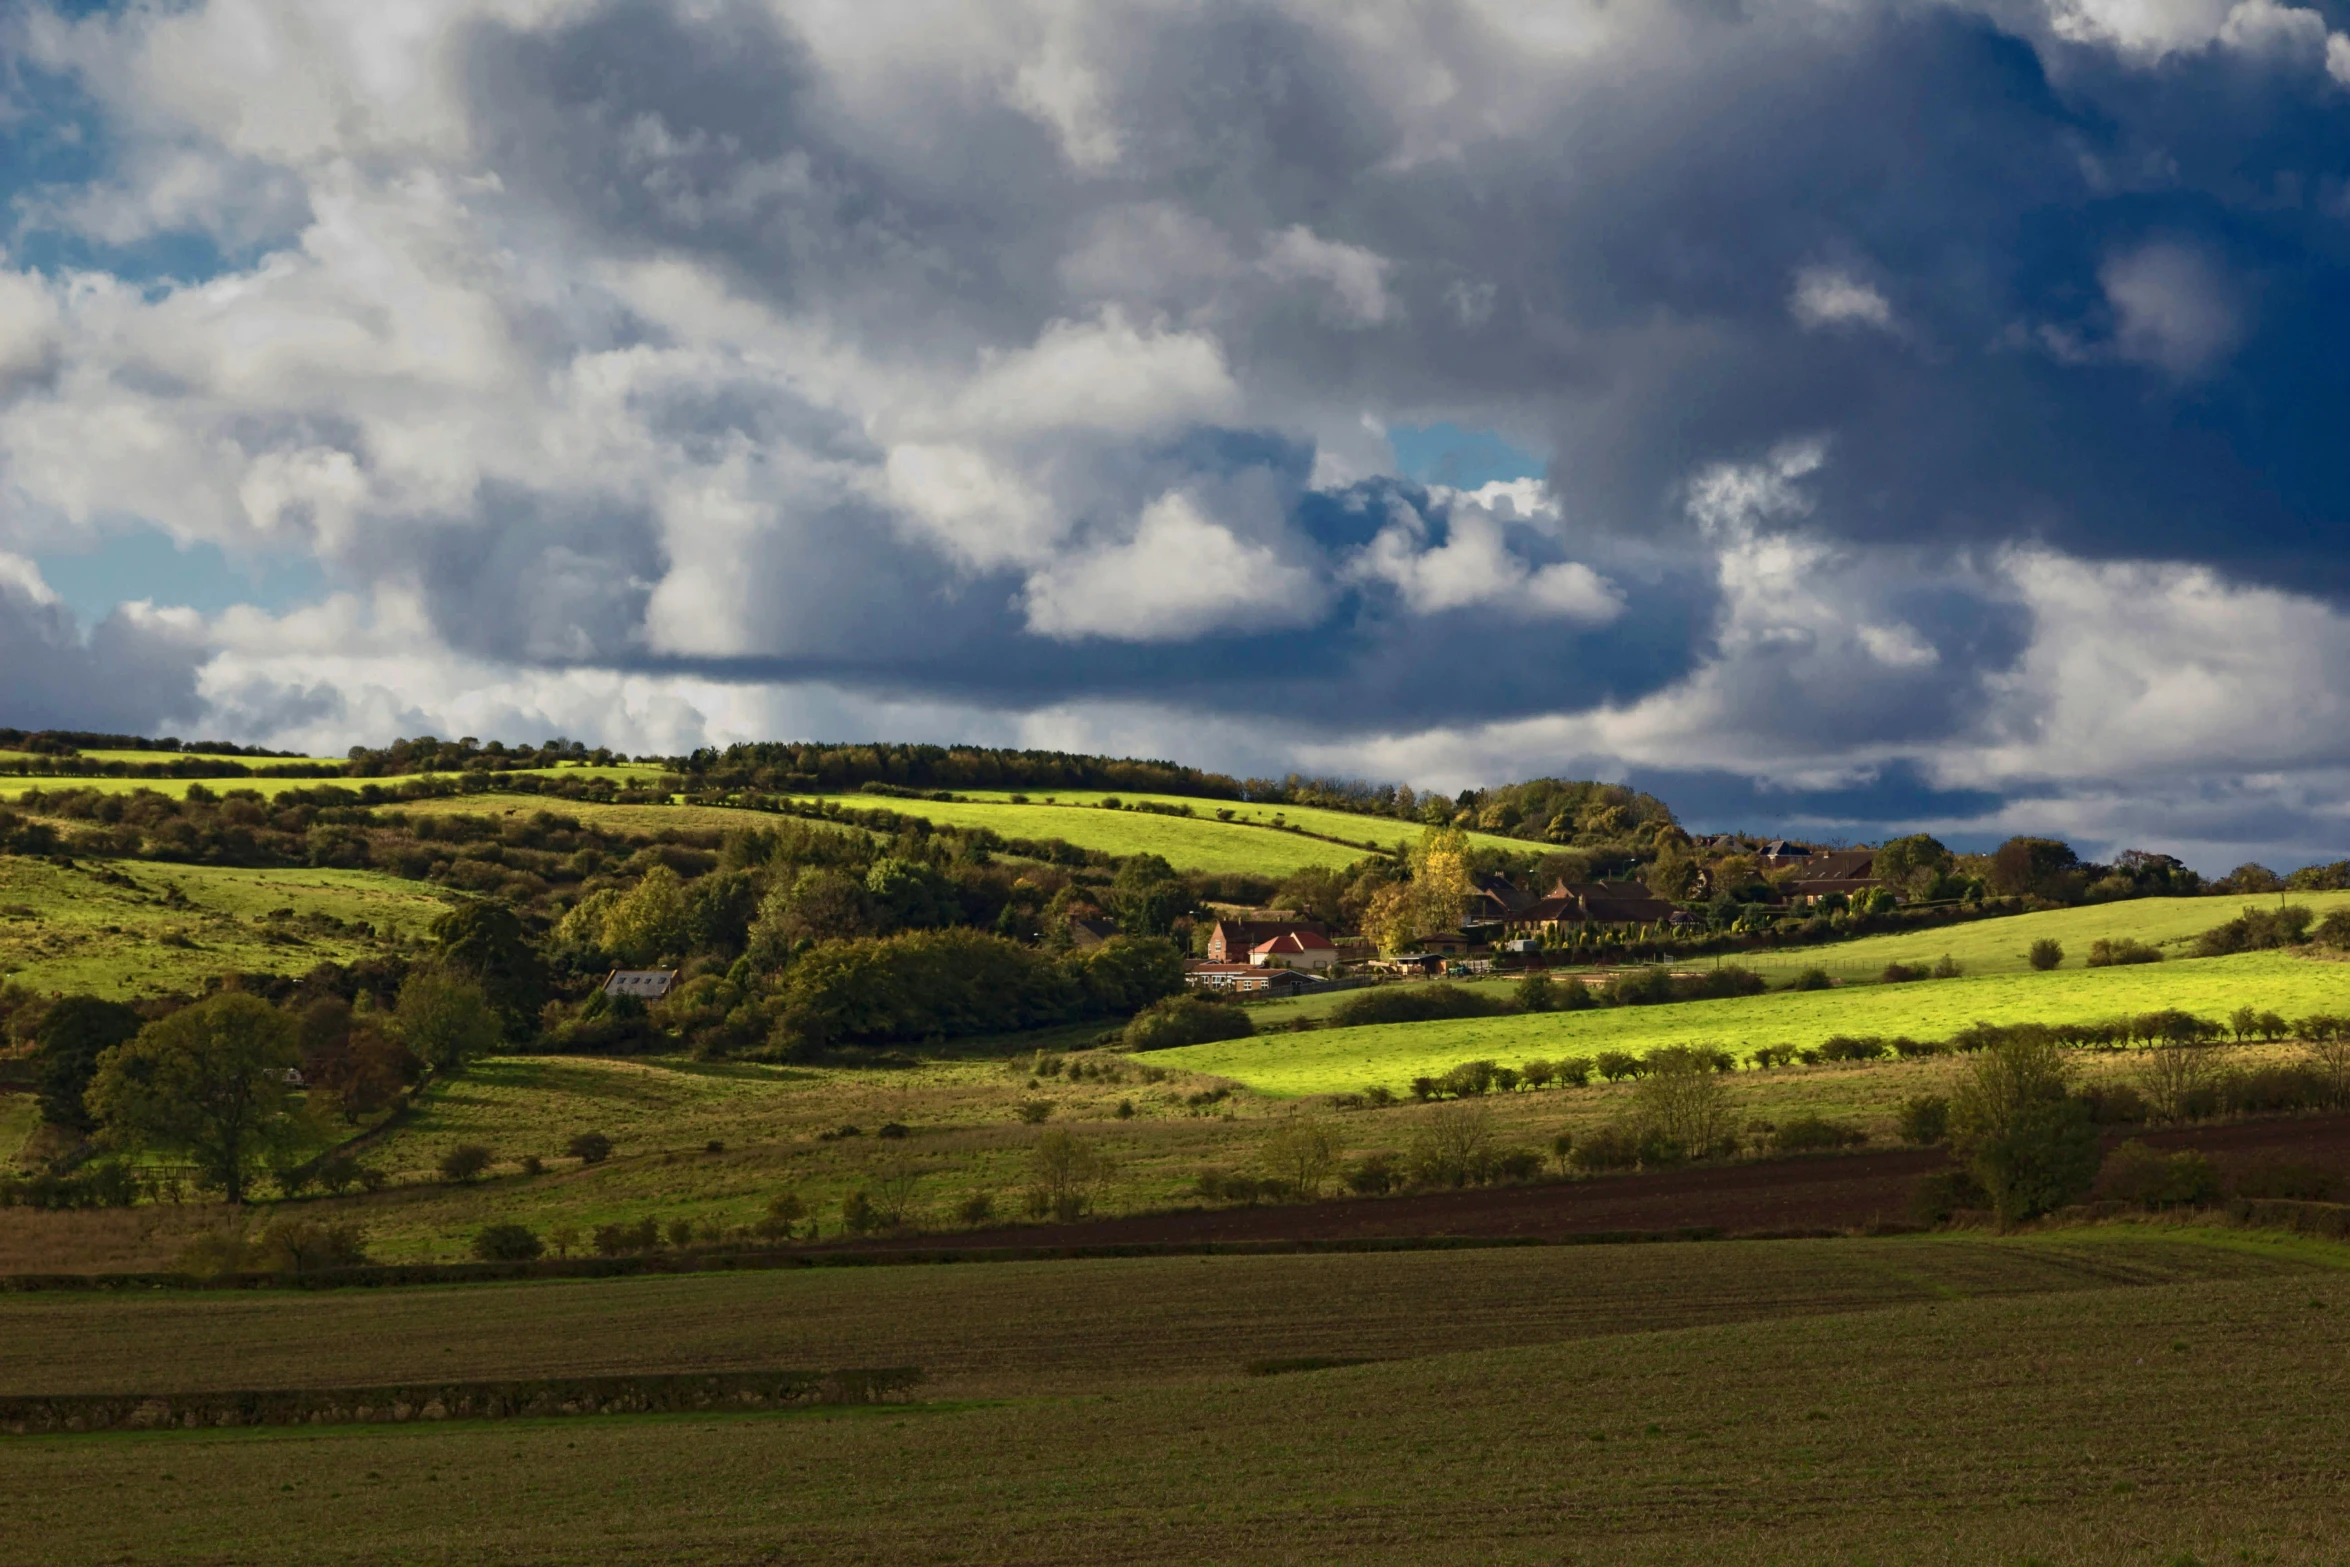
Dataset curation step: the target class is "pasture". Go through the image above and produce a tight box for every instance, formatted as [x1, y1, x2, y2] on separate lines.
[780, 793, 1392, 874]
[937, 787, 1530, 857]
[1726, 891, 2350, 981]
[1168, 951, 2350, 1096]
[0, 1231, 2345, 1563]
[0, 763, 664, 803]
[0, 858, 455, 998]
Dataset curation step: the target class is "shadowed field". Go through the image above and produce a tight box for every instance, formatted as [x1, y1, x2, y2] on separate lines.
[0, 1229, 2345, 1564]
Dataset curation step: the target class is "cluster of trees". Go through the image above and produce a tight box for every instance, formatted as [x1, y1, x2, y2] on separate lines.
[663, 741, 1242, 799]
[5, 947, 506, 1206]
[0, 729, 299, 758]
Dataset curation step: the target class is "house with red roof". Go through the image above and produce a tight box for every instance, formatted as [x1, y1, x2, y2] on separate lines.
[1250, 929, 1338, 971]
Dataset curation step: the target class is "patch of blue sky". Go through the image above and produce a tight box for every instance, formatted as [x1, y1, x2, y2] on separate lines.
[1386, 423, 1546, 490]
[38, 527, 327, 630]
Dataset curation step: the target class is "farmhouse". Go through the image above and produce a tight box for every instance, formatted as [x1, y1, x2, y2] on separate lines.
[1250, 929, 1338, 970]
[1205, 918, 1325, 962]
[603, 969, 678, 1001]
[1787, 849, 1884, 903]
[1506, 881, 1678, 936]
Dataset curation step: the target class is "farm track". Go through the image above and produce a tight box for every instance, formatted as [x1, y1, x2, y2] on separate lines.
[809, 1111, 2350, 1252]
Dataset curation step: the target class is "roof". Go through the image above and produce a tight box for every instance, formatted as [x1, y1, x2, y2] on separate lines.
[604, 969, 678, 999]
[1068, 917, 1119, 945]
[1251, 930, 1335, 954]
[1792, 850, 1879, 883]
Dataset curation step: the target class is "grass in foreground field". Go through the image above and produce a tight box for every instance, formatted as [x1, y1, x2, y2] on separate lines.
[1, 1239, 2345, 1565]
[0, 858, 454, 998]
[1167, 951, 2350, 1095]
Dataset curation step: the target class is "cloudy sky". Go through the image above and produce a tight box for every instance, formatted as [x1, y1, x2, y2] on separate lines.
[4, 0, 2349, 869]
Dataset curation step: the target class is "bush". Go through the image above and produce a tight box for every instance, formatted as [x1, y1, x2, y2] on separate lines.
[1332, 984, 1507, 1028]
[1771, 1116, 1868, 1154]
[593, 1217, 661, 1254]
[520, 1154, 545, 1176]
[2094, 1141, 2222, 1210]
[1880, 963, 1924, 984]
[957, 1191, 997, 1226]
[1519, 1058, 1557, 1089]
[1785, 968, 1833, 992]
[1930, 954, 1963, 979]
[438, 1144, 494, 1183]
[472, 1222, 544, 1262]
[1816, 1035, 1886, 1062]
[2077, 1083, 2150, 1125]
[1951, 1038, 2100, 1224]
[567, 1131, 614, 1164]
[1124, 994, 1254, 1052]
[2087, 937, 2161, 968]
[1343, 1152, 1401, 1195]
[1405, 1103, 1497, 1188]
[2193, 904, 2315, 958]
[314, 1154, 363, 1195]
[1911, 1167, 1991, 1225]
[840, 1190, 881, 1234]
[756, 1191, 807, 1240]
[2027, 938, 2064, 972]
[1015, 1099, 1054, 1124]
[1555, 1057, 1593, 1087]
[1515, 972, 1557, 1012]
[1568, 1121, 1646, 1172]
[1896, 1094, 1950, 1145]
[1436, 1059, 1497, 1098]
[1593, 1050, 1642, 1082]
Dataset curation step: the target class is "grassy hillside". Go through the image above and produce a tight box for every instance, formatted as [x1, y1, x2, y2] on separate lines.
[0, 858, 455, 998]
[1165, 951, 2350, 1096]
[0, 1232, 2343, 1564]
[1727, 892, 2350, 981]
[939, 787, 1531, 857]
[782, 794, 1394, 874]
[0, 762, 662, 802]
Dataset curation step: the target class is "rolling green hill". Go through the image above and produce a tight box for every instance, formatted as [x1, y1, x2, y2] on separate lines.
[0, 762, 663, 802]
[0, 858, 457, 998]
[1726, 892, 2350, 981]
[779, 794, 1398, 875]
[1161, 950, 2350, 1096]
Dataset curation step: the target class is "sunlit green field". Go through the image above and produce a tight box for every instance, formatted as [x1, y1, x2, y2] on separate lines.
[0, 1231, 2345, 1565]
[939, 787, 1529, 857]
[0, 858, 454, 998]
[1728, 892, 2350, 981]
[1165, 951, 2350, 1096]
[780, 794, 1391, 874]
[0, 763, 663, 802]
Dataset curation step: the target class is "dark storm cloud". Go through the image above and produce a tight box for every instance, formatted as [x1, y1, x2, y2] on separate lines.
[0, 580, 201, 733]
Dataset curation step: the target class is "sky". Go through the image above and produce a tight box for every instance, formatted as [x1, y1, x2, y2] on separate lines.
[3, 0, 2350, 871]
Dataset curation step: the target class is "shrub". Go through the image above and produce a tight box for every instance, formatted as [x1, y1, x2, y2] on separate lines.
[1363, 1084, 1397, 1107]
[1437, 1059, 1498, 1098]
[567, 1131, 614, 1164]
[1950, 1038, 2099, 1224]
[1519, 1058, 1557, 1089]
[252, 1219, 369, 1274]
[1931, 954, 1963, 979]
[1785, 968, 1834, 992]
[1911, 1167, 1991, 1225]
[438, 1144, 494, 1183]
[1881, 963, 1924, 984]
[1748, 1044, 1800, 1069]
[1816, 1035, 1886, 1062]
[1896, 1094, 1951, 1145]
[1593, 1050, 1642, 1082]
[1515, 972, 1557, 1012]
[1771, 1116, 1868, 1154]
[1489, 1149, 1544, 1183]
[1635, 1049, 1738, 1160]
[957, 1191, 997, 1226]
[472, 1223, 544, 1262]
[1405, 1103, 1497, 1188]
[756, 1191, 807, 1240]
[2027, 938, 2064, 972]
[1550, 1132, 1575, 1171]
[1891, 1036, 1941, 1059]
[1015, 1099, 1054, 1124]
[593, 1217, 660, 1254]
[665, 1217, 696, 1248]
[2315, 909, 2350, 950]
[1262, 1114, 1341, 1197]
[2095, 1140, 2223, 1210]
[2087, 937, 2161, 968]
[840, 1190, 881, 1234]
[520, 1154, 545, 1176]
[315, 1153, 363, 1195]
[1124, 994, 1255, 1052]
[1343, 1152, 1400, 1195]
[1555, 1057, 1593, 1087]
[1333, 984, 1508, 1028]
[1568, 1121, 1645, 1172]
[2193, 904, 2315, 958]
